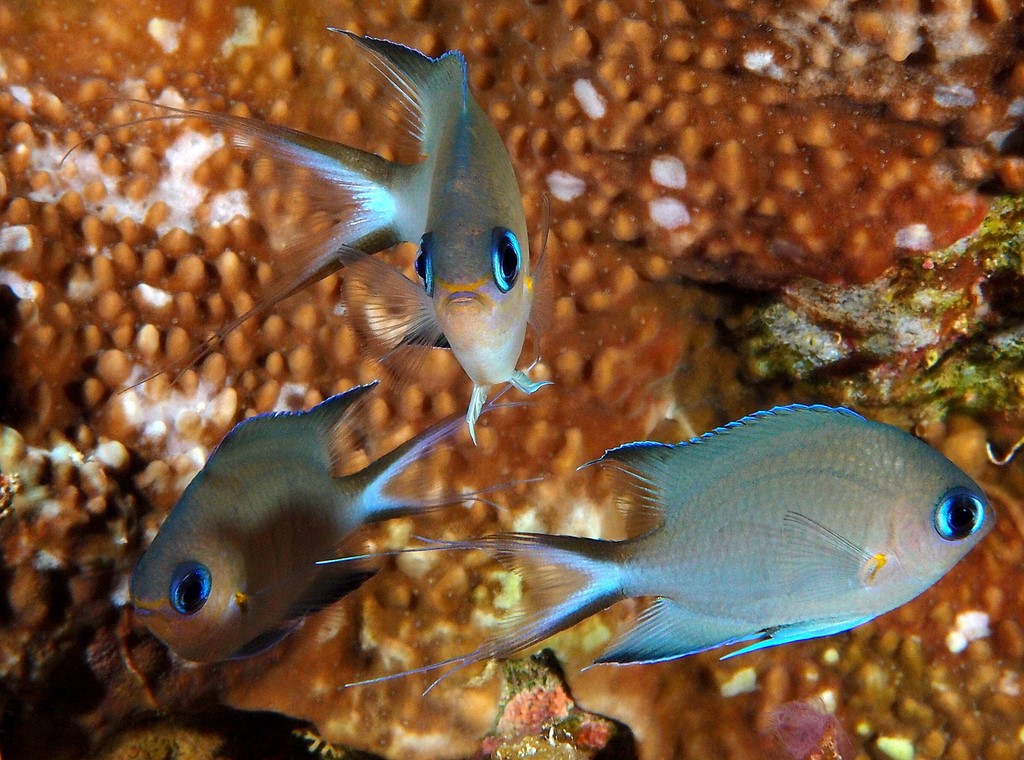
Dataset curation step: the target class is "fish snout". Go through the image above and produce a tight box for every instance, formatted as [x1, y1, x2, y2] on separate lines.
[444, 290, 487, 309]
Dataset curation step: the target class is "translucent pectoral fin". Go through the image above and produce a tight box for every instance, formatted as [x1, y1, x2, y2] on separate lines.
[340, 247, 442, 354]
[508, 370, 552, 396]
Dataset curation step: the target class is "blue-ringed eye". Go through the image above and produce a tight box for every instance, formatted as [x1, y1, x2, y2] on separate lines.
[170, 561, 212, 615]
[933, 487, 986, 541]
[491, 227, 521, 293]
[416, 233, 434, 297]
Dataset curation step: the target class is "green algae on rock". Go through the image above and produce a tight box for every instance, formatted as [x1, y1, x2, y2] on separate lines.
[743, 196, 1024, 418]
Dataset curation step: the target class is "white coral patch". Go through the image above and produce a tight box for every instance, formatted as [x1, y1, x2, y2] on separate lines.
[135, 283, 173, 308]
[115, 375, 238, 464]
[946, 610, 990, 653]
[720, 666, 757, 697]
[147, 18, 183, 54]
[573, 79, 606, 119]
[9, 85, 32, 109]
[742, 49, 785, 80]
[29, 127, 226, 237]
[648, 197, 691, 229]
[0, 270, 42, 301]
[208, 189, 251, 226]
[650, 155, 687, 189]
[894, 224, 933, 251]
[222, 8, 262, 57]
[934, 84, 976, 108]
[0, 225, 33, 253]
[546, 170, 586, 202]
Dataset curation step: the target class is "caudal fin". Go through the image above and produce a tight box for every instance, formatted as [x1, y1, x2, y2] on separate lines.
[68, 97, 404, 389]
[347, 533, 624, 691]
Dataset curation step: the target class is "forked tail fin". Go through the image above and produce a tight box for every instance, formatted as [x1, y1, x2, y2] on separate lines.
[65, 97, 403, 392]
[346, 533, 625, 693]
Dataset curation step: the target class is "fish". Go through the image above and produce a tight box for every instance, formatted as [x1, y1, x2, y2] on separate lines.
[353, 404, 993, 686]
[130, 381, 483, 662]
[90, 31, 550, 443]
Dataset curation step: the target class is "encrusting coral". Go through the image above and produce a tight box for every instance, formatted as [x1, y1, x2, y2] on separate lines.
[1, 1, 1023, 759]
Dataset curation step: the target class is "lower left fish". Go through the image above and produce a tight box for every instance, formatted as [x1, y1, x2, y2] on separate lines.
[130, 380, 470, 662]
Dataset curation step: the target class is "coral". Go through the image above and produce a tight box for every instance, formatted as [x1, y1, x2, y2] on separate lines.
[761, 699, 855, 760]
[742, 196, 1024, 444]
[0, 1, 1023, 759]
[480, 650, 631, 759]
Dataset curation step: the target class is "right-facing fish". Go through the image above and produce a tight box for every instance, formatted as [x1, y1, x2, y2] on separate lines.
[359, 404, 993, 684]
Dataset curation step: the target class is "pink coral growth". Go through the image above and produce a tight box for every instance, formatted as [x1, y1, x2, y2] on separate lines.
[762, 700, 855, 760]
[496, 685, 573, 738]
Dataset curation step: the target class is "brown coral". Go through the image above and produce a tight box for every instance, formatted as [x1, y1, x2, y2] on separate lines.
[1, 1, 1023, 759]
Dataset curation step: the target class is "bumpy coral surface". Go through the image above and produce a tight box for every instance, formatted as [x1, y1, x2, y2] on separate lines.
[1, 1, 1023, 759]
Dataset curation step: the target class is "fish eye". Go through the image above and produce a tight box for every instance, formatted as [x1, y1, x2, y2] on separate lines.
[491, 227, 521, 293]
[933, 487, 986, 541]
[169, 561, 212, 616]
[416, 233, 434, 297]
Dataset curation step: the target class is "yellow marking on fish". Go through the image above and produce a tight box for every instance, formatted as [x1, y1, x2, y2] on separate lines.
[525, 275, 534, 294]
[433, 273, 490, 292]
[864, 553, 888, 585]
[133, 598, 161, 614]
[234, 591, 249, 611]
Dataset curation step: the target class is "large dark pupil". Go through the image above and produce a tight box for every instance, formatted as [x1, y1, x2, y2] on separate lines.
[501, 237, 518, 280]
[947, 497, 977, 535]
[177, 572, 205, 612]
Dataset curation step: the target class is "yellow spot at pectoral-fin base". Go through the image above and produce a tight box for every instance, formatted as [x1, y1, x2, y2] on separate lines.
[863, 553, 888, 585]
[234, 591, 249, 611]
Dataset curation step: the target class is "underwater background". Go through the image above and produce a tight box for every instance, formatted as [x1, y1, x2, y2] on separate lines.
[1, 0, 1023, 758]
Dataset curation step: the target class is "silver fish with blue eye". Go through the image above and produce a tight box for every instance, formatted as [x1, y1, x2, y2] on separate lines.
[354, 404, 993, 685]
[107, 32, 550, 444]
[129, 381, 476, 662]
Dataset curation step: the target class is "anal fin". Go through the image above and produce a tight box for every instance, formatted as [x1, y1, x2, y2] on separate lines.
[721, 615, 876, 659]
[593, 597, 757, 666]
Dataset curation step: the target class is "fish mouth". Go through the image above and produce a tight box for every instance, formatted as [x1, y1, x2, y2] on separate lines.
[444, 291, 487, 308]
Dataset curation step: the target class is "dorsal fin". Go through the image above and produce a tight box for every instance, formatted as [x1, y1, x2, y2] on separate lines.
[582, 405, 867, 537]
[205, 381, 379, 477]
[304, 381, 380, 477]
[581, 442, 676, 537]
[329, 31, 469, 144]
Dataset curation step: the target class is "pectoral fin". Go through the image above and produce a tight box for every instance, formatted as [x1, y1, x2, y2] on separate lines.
[780, 511, 884, 595]
[339, 245, 447, 398]
[284, 558, 379, 621]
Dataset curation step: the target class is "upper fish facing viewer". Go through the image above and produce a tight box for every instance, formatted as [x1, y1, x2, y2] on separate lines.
[105, 32, 549, 443]
[357, 405, 993, 685]
[130, 381, 477, 662]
